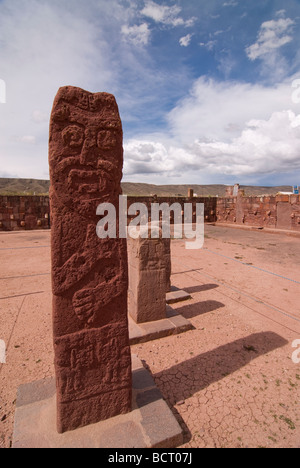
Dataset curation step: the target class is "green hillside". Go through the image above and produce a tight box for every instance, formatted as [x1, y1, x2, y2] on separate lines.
[0, 178, 293, 197]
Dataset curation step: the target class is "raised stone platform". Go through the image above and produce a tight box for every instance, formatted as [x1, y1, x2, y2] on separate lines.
[129, 305, 193, 345]
[12, 355, 183, 449]
[166, 289, 192, 305]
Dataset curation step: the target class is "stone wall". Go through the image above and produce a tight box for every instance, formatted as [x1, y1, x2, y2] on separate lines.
[126, 196, 217, 224]
[216, 194, 300, 232]
[0, 196, 50, 231]
[0, 195, 217, 231]
[1, 194, 299, 232]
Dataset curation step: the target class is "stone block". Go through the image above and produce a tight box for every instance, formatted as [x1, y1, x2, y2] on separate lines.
[128, 234, 169, 324]
[12, 356, 183, 448]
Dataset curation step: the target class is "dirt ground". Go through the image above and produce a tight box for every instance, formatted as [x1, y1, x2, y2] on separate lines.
[0, 225, 299, 448]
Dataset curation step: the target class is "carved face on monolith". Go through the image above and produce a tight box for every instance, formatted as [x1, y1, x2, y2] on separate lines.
[49, 87, 131, 434]
[49, 87, 123, 217]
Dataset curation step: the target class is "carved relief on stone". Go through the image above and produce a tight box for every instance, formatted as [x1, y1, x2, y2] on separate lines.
[49, 87, 131, 433]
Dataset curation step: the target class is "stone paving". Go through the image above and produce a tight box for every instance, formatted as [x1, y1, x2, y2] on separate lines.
[0, 226, 299, 448]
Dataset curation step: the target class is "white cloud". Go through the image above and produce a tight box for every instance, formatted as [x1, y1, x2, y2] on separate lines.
[1, 0, 299, 186]
[168, 76, 300, 143]
[223, 1, 238, 7]
[291, 114, 300, 128]
[124, 110, 300, 183]
[214, 26, 232, 36]
[245, 15, 296, 82]
[190, 110, 300, 176]
[199, 40, 217, 51]
[179, 34, 192, 47]
[0, 0, 196, 180]
[124, 140, 172, 176]
[32, 110, 48, 124]
[276, 9, 287, 18]
[246, 17, 295, 61]
[141, 1, 195, 28]
[123, 77, 300, 184]
[217, 54, 236, 78]
[19, 136, 36, 144]
[0, 0, 123, 178]
[121, 23, 150, 46]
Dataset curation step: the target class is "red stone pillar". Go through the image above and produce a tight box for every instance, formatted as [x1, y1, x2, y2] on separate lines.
[49, 87, 131, 433]
[127, 232, 169, 324]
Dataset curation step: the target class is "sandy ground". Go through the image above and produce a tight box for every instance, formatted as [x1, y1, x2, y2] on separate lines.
[0, 225, 299, 448]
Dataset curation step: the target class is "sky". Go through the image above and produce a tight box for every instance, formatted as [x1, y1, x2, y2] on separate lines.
[0, 0, 300, 186]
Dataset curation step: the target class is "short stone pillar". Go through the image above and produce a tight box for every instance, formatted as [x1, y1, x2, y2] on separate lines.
[128, 229, 170, 324]
[49, 86, 132, 433]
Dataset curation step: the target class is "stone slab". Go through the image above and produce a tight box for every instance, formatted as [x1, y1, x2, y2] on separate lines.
[12, 355, 183, 449]
[166, 290, 192, 305]
[128, 306, 194, 345]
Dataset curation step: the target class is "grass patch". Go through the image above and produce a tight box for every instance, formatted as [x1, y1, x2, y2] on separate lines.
[279, 416, 295, 430]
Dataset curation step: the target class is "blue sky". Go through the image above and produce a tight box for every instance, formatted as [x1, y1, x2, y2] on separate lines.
[0, 0, 300, 186]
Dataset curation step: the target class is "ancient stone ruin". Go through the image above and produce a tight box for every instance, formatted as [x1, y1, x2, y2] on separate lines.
[49, 86, 132, 433]
[127, 231, 170, 324]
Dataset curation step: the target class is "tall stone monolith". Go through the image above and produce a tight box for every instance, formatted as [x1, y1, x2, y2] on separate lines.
[49, 86, 132, 433]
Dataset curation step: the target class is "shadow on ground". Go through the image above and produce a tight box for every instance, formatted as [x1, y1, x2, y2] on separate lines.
[183, 283, 219, 294]
[146, 331, 288, 444]
[175, 300, 225, 319]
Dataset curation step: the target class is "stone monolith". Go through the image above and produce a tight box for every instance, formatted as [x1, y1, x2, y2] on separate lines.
[127, 227, 170, 324]
[49, 86, 132, 433]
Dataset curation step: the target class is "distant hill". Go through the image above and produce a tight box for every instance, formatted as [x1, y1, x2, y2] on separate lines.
[121, 183, 294, 197]
[0, 178, 50, 195]
[0, 177, 294, 197]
